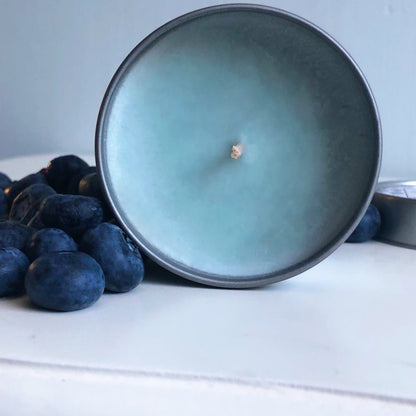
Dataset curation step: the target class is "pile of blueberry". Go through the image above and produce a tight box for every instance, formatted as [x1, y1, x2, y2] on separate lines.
[0, 155, 144, 312]
[0, 153, 382, 309]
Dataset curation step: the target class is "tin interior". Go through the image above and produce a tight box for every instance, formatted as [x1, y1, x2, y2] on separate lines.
[96, 5, 381, 287]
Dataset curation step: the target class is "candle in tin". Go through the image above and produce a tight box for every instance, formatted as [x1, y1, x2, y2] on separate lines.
[96, 5, 381, 288]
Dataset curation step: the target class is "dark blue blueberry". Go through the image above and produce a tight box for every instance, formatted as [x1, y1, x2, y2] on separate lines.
[346, 204, 381, 243]
[4, 172, 47, 206]
[78, 173, 112, 219]
[9, 183, 56, 224]
[0, 248, 30, 297]
[0, 172, 12, 191]
[25, 251, 105, 311]
[44, 155, 89, 193]
[26, 228, 77, 262]
[79, 223, 144, 292]
[0, 190, 8, 219]
[66, 166, 97, 195]
[78, 173, 103, 200]
[39, 194, 103, 237]
[0, 220, 33, 250]
[27, 210, 46, 229]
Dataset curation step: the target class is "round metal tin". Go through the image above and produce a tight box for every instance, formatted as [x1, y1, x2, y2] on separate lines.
[96, 4, 381, 288]
[373, 181, 416, 249]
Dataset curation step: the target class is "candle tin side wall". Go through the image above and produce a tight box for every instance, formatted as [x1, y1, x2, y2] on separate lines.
[373, 181, 416, 249]
[96, 4, 382, 288]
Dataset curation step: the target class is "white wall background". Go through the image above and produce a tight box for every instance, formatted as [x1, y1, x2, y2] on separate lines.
[0, 0, 415, 178]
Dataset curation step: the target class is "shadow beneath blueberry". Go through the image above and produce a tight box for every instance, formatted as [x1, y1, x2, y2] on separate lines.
[19, 296, 52, 312]
[0, 294, 51, 313]
[5, 294, 98, 313]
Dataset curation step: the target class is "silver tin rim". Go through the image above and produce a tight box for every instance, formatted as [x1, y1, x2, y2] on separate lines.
[376, 180, 416, 203]
[96, 3, 382, 288]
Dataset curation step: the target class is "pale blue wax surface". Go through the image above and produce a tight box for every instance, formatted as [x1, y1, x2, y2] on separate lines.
[100, 9, 379, 283]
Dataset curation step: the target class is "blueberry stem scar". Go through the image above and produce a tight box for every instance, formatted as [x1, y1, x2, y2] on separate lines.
[231, 143, 244, 159]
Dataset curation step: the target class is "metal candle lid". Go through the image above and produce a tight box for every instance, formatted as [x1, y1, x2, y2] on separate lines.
[373, 181, 416, 249]
[96, 4, 381, 288]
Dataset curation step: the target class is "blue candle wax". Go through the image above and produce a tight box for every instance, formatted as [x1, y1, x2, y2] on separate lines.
[97, 7, 380, 287]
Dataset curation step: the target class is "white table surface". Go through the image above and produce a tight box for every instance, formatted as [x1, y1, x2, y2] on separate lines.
[1, 154, 415, 415]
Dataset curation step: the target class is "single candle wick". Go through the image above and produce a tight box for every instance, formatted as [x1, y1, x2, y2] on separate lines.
[231, 143, 244, 159]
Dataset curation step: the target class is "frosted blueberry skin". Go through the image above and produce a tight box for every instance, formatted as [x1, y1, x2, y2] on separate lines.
[39, 194, 103, 237]
[0, 172, 12, 191]
[0, 248, 30, 297]
[9, 184, 56, 225]
[0, 190, 7, 219]
[80, 223, 144, 293]
[4, 172, 47, 206]
[346, 204, 381, 243]
[25, 251, 105, 312]
[79, 173, 112, 219]
[0, 220, 33, 250]
[26, 228, 77, 262]
[66, 166, 97, 195]
[44, 155, 89, 193]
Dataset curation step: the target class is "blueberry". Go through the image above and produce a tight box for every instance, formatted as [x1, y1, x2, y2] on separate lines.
[39, 194, 103, 237]
[0, 190, 7, 219]
[0, 220, 33, 250]
[44, 155, 89, 193]
[66, 166, 97, 195]
[0, 248, 30, 297]
[25, 251, 105, 311]
[4, 172, 47, 206]
[79, 223, 144, 292]
[346, 204, 381, 243]
[78, 173, 112, 219]
[78, 173, 103, 199]
[0, 172, 12, 191]
[26, 228, 77, 262]
[9, 183, 56, 225]
[27, 210, 46, 229]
